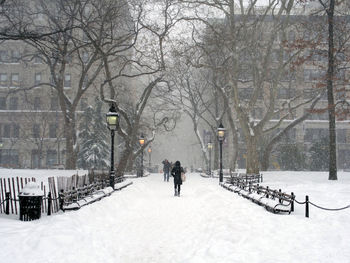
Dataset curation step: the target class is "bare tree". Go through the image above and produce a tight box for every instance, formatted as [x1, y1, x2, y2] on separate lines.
[95, 0, 184, 176]
[179, 0, 324, 173]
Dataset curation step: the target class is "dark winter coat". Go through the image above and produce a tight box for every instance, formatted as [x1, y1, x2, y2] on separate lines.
[162, 160, 171, 173]
[171, 161, 184, 185]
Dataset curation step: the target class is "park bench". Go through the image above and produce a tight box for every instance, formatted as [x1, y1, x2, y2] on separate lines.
[221, 178, 294, 214]
[226, 172, 263, 184]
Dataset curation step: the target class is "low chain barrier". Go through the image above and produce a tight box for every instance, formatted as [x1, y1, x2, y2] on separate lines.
[294, 195, 350, 218]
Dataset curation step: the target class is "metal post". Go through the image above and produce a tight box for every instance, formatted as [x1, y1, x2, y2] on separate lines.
[110, 130, 115, 189]
[59, 190, 64, 211]
[209, 147, 212, 176]
[141, 150, 144, 177]
[219, 140, 223, 183]
[149, 151, 151, 172]
[47, 192, 52, 216]
[305, 195, 309, 218]
[5, 192, 10, 215]
[291, 192, 294, 212]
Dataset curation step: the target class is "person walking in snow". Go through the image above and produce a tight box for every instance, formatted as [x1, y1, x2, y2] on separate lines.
[162, 159, 171, 182]
[171, 160, 185, 197]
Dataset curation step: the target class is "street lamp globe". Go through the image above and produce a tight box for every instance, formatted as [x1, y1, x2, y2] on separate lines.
[207, 142, 213, 149]
[106, 104, 119, 131]
[217, 123, 225, 141]
[139, 134, 145, 146]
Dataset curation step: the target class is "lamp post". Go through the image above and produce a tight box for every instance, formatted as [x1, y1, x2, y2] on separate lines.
[139, 134, 145, 177]
[207, 141, 213, 176]
[217, 123, 226, 183]
[106, 104, 119, 189]
[148, 146, 152, 172]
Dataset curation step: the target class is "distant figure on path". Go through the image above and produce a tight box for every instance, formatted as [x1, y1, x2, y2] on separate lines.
[162, 159, 171, 182]
[171, 160, 185, 197]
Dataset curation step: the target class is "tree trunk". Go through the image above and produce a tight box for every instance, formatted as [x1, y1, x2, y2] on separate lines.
[116, 148, 132, 177]
[261, 142, 273, 171]
[326, 0, 337, 180]
[65, 120, 77, 170]
[246, 136, 260, 174]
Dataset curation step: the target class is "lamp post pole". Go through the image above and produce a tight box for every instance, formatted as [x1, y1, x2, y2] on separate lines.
[141, 149, 144, 177]
[110, 129, 115, 187]
[106, 104, 119, 189]
[148, 147, 152, 172]
[217, 123, 226, 183]
[219, 140, 223, 182]
[208, 142, 212, 176]
[139, 134, 145, 177]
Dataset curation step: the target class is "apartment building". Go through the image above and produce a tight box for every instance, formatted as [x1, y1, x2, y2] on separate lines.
[0, 0, 135, 169]
[204, 11, 350, 170]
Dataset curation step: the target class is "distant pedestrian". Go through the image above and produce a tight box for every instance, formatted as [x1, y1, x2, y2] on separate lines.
[162, 159, 171, 182]
[171, 160, 185, 197]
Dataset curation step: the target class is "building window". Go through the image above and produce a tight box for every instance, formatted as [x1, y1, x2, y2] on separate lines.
[304, 128, 329, 142]
[33, 124, 40, 138]
[0, 51, 8, 63]
[50, 97, 58, 110]
[2, 149, 19, 167]
[11, 73, 19, 86]
[304, 69, 326, 83]
[0, 73, 7, 86]
[34, 97, 41, 110]
[337, 129, 347, 143]
[34, 55, 43, 64]
[11, 50, 20, 63]
[288, 30, 295, 42]
[278, 87, 296, 99]
[9, 97, 18, 110]
[3, 124, 11, 138]
[49, 123, 57, 138]
[82, 51, 89, 63]
[65, 54, 72, 64]
[238, 87, 253, 100]
[64, 74, 71, 88]
[13, 124, 19, 138]
[0, 97, 6, 109]
[46, 150, 57, 167]
[35, 73, 42, 86]
[82, 75, 88, 88]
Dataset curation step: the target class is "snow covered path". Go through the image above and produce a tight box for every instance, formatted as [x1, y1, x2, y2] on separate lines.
[1, 173, 350, 263]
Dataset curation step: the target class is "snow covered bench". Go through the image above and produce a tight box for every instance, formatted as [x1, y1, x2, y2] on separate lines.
[59, 178, 132, 211]
[220, 181, 294, 214]
[225, 173, 262, 185]
[245, 184, 294, 214]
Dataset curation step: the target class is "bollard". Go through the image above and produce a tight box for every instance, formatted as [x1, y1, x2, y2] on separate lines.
[5, 192, 10, 215]
[59, 190, 64, 211]
[291, 192, 294, 212]
[257, 184, 260, 194]
[47, 192, 52, 216]
[266, 186, 269, 198]
[279, 189, 282, 204]
[305, 195, 309, 218]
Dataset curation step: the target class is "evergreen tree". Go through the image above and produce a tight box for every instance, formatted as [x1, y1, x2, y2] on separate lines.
[78, 98, 109, 170]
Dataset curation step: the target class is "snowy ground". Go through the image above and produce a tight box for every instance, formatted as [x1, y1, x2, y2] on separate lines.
[0, 170, 350, 263]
